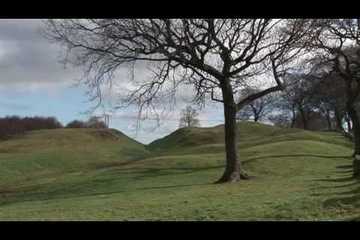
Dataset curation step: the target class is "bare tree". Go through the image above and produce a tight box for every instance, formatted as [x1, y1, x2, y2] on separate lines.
[179, 106, 200, 128]
[236, 87, 276, 122]
[308, 19, 360, 177]
[307, 69, 347, 131]
[86, 116, 107, 129]
[269, 61, 348, 132]
[273, 73, 310, 129]
[43, 19, 311, 183]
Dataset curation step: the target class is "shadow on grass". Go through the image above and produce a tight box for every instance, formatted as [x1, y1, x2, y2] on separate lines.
[244, 154, 350, 164]
[0, 153, 350, 208]
[314, 176, 355, 183]
[320, 182, 359, 189]
[1, 153, 351, 210]
[336, 164, 353, 169]
[311, 162, 360, 210]
[136, 182, 210, 191]
[0, 165, 222, 207]
[110, 165, 224, 181]
[323, 194, 360, 209]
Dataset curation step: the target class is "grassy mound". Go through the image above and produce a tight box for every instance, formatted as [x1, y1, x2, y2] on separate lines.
[0, 122, 358, 220]
[0, 128, 150, 187]
[148, 121, 352, 154]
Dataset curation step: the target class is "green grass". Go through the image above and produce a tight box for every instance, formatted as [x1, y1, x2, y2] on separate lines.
[0, 122, 359, 220]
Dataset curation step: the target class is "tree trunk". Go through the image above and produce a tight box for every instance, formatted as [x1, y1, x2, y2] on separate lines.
[334, 108, 344, 131]
[299, 107, 308, 130]
[347, 105, 360, 178]
[290, 106, 296, 128]
[216, 80, 247, 183]
[345, 114, 352, 133]
[252, 105, 259, 122]
[325, 109, 332, 130]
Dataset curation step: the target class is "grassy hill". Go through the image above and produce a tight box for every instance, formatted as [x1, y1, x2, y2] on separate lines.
[148, 121, 352, 155]
[0, 123, 359, 220]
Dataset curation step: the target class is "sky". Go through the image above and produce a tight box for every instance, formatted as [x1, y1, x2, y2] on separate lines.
[0, 19, 225, 144]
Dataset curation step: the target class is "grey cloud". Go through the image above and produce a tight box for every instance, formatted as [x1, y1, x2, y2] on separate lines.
[0, 19, 80, 89]
[0, 19, 41, 42]
[0, 19, 216, 104]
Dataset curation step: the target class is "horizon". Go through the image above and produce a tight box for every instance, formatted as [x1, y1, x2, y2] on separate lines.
[0, 19, 225, 144]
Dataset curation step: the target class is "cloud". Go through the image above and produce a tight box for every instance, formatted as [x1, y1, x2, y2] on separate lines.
[102, 97, 224, 144]
[0, 19, 81, 91]
[0, 19, 221, 109]
[0, 19, 227, 144]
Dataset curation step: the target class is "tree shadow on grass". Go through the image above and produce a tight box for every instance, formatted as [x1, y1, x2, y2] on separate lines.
[311, 163, 360, 213]
[136, 182, 210, 191]
[323, 194, 360, 209]
[0, 165, 223, 207]
[319, 181, 359, 189]
[3, 153, 344, 208]
[336, 164, 353, 169]
[243, 154, 350, 164]
[2, 154, 350, 210]
[333, 164, 354, 174]
[311, 163, 357, 197]
[314, 176, 355, 183]
[110, 165, 224, 182]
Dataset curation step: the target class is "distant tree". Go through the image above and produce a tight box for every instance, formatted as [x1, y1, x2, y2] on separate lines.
[274, 72, 318, 130]
[236, 87, 276, 122]
[66, 120, 87, 128]
[0, 116, 62, 139]
[86, 116, 107, 129]
[293, 111, 329, 131]
[268, 114, 292, 128]
[44, 19, 311, 183]
[43, 117, 63, 129]
[179, 106, 200, 128]
[307, 19, 360, 177]
[306, 67, 347, 131]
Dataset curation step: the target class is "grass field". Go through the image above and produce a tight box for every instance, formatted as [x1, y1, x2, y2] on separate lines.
[0, 122, 359, 220]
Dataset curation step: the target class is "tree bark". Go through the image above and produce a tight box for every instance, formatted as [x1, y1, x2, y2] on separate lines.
[325, 109, 332, 130]
[216, 80, 247, 183]
[334, 108, 344, 131]
[345, 114, 352, 133]
[347, 105, 360, 178]
[290, 105, 296, 128]
[298, 107, 308, 130]
[251, 105, 259, 122]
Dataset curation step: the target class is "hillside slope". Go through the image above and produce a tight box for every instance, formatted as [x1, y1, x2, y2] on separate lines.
[0, 128, 150, 187]
[0, 123, 358, 220]
[148, 121, 352, 154]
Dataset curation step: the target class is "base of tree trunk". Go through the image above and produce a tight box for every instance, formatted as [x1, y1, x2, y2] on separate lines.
[214, 170, 251, 184]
